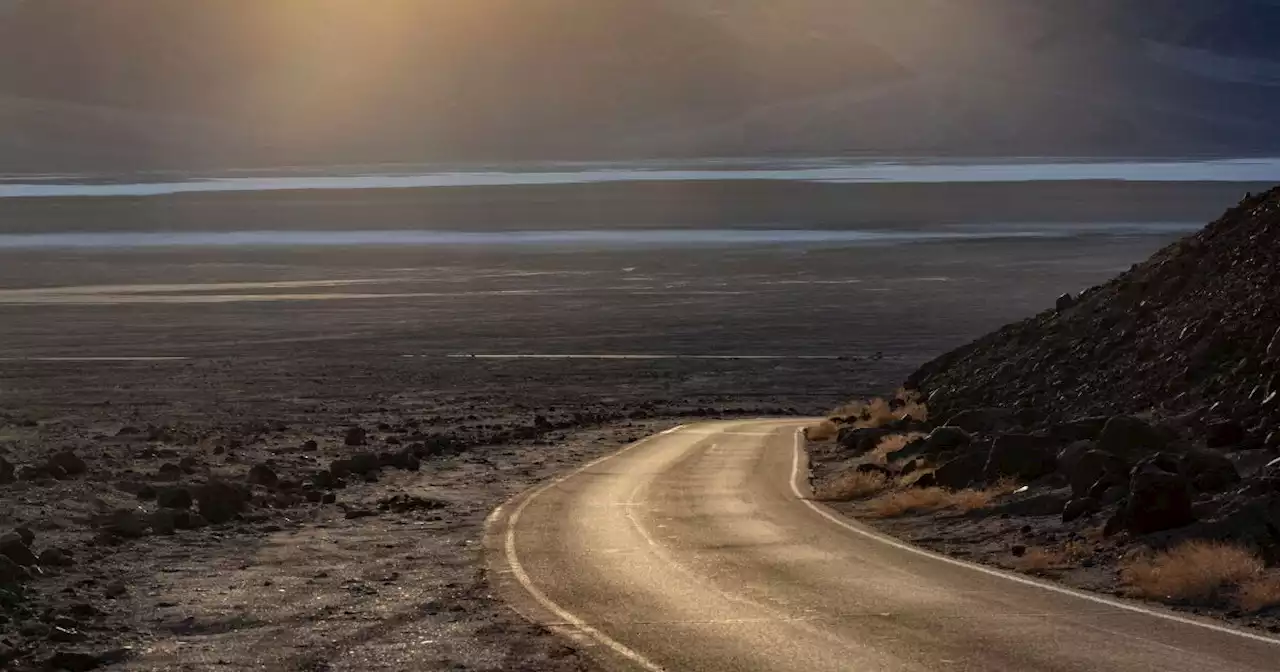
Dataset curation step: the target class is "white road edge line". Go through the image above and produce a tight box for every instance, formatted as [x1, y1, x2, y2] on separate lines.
[788, 428, 1280, 647]
[502, 425, 688, 672]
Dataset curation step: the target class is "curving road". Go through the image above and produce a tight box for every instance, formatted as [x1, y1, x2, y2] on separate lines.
[486, 420, 1280, 671]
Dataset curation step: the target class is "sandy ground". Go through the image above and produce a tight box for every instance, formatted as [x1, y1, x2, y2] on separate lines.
[0, 181, 1258, 670]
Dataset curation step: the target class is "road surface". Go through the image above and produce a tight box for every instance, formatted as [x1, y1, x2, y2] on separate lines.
[486, 420, 1280, 671]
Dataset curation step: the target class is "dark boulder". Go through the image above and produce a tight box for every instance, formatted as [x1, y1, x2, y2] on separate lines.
[1123, 456, 1195, 534]
[924, 426, 972, 453]
[933, 451, 987, 490]
[1055, 440, 1095, 475]
[837, 427, 890, 454]
[1055, 292, 1076, 312]
[992, 489, 1071, 517]
[48, 450, 87, 476]
[155, 486, 193, 510]
[1048, 417, 1109, 443]
[984, 434, 1058, 482]
[1178, 449, 1239, 493]
[1068, 450, 1129, 498]
[98, 509, 148, 539]
[195, 480, 249, 524]
[39, 548, 73, 567]
[0, 555, 28, 585]
[942, 408, 1016, 433]
[247, 464, 278, 488]
[344, 426, 367, 446]
[1062, 497, 1101, 523]
[1097, 416, 1169, 459]
[900, 470, 937, 489]
[155, 463, 182, 482]
[348, 452, 381, 475]
[0, 456, 12, 484]
[0, 532, 38, 566]
[1205, 420, 1245, 449]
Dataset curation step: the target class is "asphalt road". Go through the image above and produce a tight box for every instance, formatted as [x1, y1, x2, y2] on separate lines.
[487, 420, 1280, 671]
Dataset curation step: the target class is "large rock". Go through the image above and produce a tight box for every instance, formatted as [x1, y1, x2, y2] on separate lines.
[344, 426, 367, 446]
[1068, 450, 1129, 498]
[0, 532, 38, 566]
[99, 509, 148, 539]
[247, 463, 278, 488]
[1097, 416, 1169, 458]
[0, 555, 28, 586]
[984, 434, 1058, 482]
[933, 450, 987, 490]
[992, 489, 1072, 517]
[1204, 420, 1245, 449]
[347, 452, 381, 475]
[155, 486, 193, 510]
[942, 408, 1015, 434]
[923, 426, 972, 453]
[836, 427, 890, 454]
[0, 456, 15, 484]
[1124, 456, 1195, 534]
[48, 450, 87, 476]
[195, 480, 249, 524]
[1048, 417, 1110, 443]
[1178, 449, 1239, 493]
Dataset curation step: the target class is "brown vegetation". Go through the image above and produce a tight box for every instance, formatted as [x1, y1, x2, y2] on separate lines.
[805, 420, 839, 442]
[830, 390, 928, 430]
[867, 480, 1018, 517]
[1239, 575, 1280, 613]
[871, 432, 928, 462]
[813, 470, 889, 502]
[1121, 541, 1264, 605]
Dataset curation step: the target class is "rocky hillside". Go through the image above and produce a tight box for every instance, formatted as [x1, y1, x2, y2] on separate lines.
[909, 185, 1280, 449]
[809, 187, 1280, 628]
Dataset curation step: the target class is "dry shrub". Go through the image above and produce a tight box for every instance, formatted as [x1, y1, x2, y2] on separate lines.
[829, 393, 929, 430]
[1121, 541, 1263, 604]
[805, 420, 839, 442]
[868, 480, 1019, 517]
[870, 432, 928, 462]
[1015, 541, 1092, 573]
[814, 470, 888, 502]
[1239, 574, 1280, 612]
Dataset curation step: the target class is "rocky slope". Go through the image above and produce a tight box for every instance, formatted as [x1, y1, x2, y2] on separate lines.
[813, 186, 1280, 629]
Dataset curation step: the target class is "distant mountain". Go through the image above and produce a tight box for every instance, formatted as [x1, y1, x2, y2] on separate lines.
[2, 1, 1279, 172]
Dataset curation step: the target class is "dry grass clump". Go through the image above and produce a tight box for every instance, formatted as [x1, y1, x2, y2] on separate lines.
[805, 420, 839, 442]
[1121, 541, 1264, 605]
[871, 432, 928, 462]
[829, 390, 929, 430]
[1239, 575, 1280, 612]
[814, 470, 888, 502]
[1015, 541, 1092, 573]
[867, 479, 1019, 517]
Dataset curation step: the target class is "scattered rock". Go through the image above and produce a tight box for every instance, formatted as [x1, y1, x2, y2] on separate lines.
[38, 548, 73, 567]
[13, 526, 34, 547]
[348, 452, 381, 475]
[1048, 417, 1109, 442]
[836, 427, 890, 454]
[344, 426, 367, 446]
[48, 450, 87, 476]
[1055, 292, 1076, 312]
[1062, 497, 1101, 523]
[933, 450, 987, 490]
[0, 554, 29, 585]
[993, 490, 1071, 517]
[984, 434, 1058, 481]
[247, 463, 278, 488]
[1097, 416, 1169, 459]
[1067, 450, 1129, 498]
[155, 463, 182, 482]
[0, 532, 39, 566]
[344, 508, 376, 520]
[942, 408, 1015, 433]
[98, 509, 148, 540]
[195, 480, 249, 524]
[178, 456, 199, 474]
[1178, 449, 1239, 493]
[155, 486, 193, 510]
[1205, 420, 1245, 449]
[1124, 456, 1195, 535]
[0, 456, 15, 484]
[45, 649, 107, 672]
[923, 426, 972, 453]
[377, 494, 448, 513]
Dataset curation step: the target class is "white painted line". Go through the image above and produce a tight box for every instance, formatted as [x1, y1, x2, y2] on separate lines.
[788, 429, 1280, 647]
[502, 425, 687, 672]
